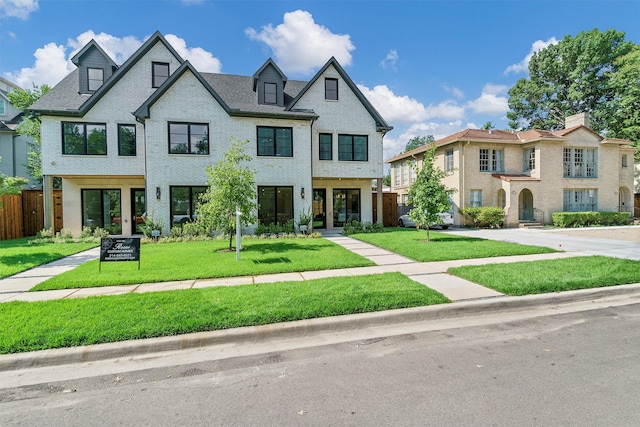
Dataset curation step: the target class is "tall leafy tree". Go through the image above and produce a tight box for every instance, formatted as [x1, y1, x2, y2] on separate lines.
[196, 138, 257, 250]
[507, 29, 635, 134]
[0, 157, 29, 196]
[6, 84, 50, 183]
[404, 135, 434, 152]
[408, 143, 455, 241]
[607, 44, 640, 158]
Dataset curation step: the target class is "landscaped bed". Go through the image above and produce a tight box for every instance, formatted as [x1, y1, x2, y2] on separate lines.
[0, 272, 450, 354]
[449, 255, 640, 295]
[0, 238, 98, 279]
[31, 238, 375, 291]
[350, 227, 557, 262]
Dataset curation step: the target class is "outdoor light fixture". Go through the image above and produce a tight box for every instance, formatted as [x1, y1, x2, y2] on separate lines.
[301, 187, 305, 199]
[156, 187, 161, 199]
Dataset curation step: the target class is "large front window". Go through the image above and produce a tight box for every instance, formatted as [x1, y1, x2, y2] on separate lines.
[81, 189, 121, 234]
[563, 148, 597, 178]
[170, 186, 207, 226]
[563, 189, 597, 211]
[62, 122, 106, 155]
[118, 124, 136, 156]
[258, 186, 293, 225]
[479, 148, 504, 172]
[257, 127, 293, 157]
[333, 189, 360, 227]
[169, 123, 209, 154]
[338, 134, 368, 161]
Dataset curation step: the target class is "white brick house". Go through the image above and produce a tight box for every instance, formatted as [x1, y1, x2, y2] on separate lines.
[387, 113, 635, 227]
[31, 32, 392, 235]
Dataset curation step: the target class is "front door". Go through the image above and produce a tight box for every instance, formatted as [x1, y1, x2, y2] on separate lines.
[519, 189, 534, 221]
[131, 188, 146, 234]
[312, 189, 326, 229]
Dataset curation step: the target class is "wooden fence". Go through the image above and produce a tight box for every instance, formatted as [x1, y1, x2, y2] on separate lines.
[0, 190, 62, 240]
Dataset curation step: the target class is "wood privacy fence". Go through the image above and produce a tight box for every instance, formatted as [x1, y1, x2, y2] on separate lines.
[0, 190, 62, 240]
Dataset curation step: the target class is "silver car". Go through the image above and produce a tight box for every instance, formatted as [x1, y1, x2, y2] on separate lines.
[398, 211, 453, 229]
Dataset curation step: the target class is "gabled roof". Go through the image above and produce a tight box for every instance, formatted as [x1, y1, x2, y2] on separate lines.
[252, 58, 288, 91]
[30, 31, 184, 116]
[553, 124, 603, 140]
[70, 39, 117, 68]
[287, 57, 393, 132]
[134, 61, 230, 120]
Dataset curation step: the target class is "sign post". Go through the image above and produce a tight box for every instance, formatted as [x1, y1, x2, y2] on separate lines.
[99, 237, 141, 271]
[236, 205, 241, 261]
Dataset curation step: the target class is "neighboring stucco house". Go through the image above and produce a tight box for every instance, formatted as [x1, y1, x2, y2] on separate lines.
[30, 32, 391, 236]
[0, 77, 39, 189]
[387, 113, 636, 227]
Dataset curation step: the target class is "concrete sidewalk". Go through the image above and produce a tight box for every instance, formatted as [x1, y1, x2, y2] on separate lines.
[1, 233, 581, 304]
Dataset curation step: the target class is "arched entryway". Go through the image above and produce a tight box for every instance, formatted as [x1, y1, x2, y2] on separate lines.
[519, 189, 534, 221]
[618, 186, 631, 213]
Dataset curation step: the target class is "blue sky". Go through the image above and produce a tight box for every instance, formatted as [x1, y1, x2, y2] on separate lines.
[1, 0, 639, 162]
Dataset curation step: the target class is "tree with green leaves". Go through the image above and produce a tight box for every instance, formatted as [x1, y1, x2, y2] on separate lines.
[6, 84, 50, 183]
[404, 135, 434, 152]
[0, 156, 29, 196]
[196, 138, 257, 250]
[408, 143, 455, 241]
[507, 29, 635, 135]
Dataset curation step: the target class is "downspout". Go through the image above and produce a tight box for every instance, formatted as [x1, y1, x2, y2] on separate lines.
[460, 141, 470, 223]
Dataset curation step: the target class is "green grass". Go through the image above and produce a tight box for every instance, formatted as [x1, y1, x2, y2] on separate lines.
[0, 273, 450, 354]
[0, 238, 98, 279]
[449, 256, 640, 296]
[351, 228, 557, 262]
[32, 238, 375, 291]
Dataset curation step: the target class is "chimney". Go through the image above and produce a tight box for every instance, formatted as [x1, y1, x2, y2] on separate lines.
[565, 112, 590, 129]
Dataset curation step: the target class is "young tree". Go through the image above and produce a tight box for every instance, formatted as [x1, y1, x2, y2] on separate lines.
[404, 135, 434, 152]
[7, 84, 50, 183]
[0, 156, 29, 197]
[196, 138, 257, 250]
[507, 29, 635, 133]
[408, 144, 455, 241]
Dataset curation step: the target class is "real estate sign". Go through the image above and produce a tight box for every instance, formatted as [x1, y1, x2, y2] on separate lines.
[100, 237, 140, 270]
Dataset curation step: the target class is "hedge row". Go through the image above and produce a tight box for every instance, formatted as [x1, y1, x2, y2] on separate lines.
[458, 207, 505, 228]
[551, 211, 630, 228]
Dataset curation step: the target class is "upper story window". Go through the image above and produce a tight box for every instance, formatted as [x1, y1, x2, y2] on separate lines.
[563, 148, 597, 178]
[394, 164, 400, 187]
[62, 122, 106, 155]
[445, 149, 454, 172]
[118, 124, 136, 156]
[325, 78, 338, 100]
[401, 162, 409, 185]
[319, 133, 332, 160]
[168, 122, 209, 155]
[264, 82, 277, 104]
[523, 147, 535, 172]
[257, 126, 293, 157]
[479, 148, 504, 172]
[87, 67, 104, 91]
[0, 99, 5, 115]
[622, 154, 628, 168]
[338, 134, 367, 161]
[152, 62, 170, 88]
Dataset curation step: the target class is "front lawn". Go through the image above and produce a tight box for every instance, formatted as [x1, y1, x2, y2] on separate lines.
[449, 256, 640, 295]
[32, 238, 375, 291]
[1, 273, 450, 354]
[351, 228, 557, 262]
[0, 238, 98, 279]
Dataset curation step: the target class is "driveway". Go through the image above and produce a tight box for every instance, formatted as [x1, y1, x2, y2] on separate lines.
[445, 226, 640, 261]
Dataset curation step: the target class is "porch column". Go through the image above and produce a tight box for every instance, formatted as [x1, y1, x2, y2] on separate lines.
[42, 174, 54, 230]
[376, 178, 383, 225]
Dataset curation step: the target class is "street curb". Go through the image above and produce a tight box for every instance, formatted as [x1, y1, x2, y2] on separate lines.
[2, 282, 640, 372]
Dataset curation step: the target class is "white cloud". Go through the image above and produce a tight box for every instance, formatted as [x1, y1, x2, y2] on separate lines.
[165, 34, 222, 73]
[0, 0, 38, 20]
[4, 31, 222, 88]
[505, 37, 558, 74]
[358, 84, 465, 125]
[466, 83, 509, 115]
[245, 10, 355, 75]
[380, 49, 398, 69]
[444, 85, 464, 99]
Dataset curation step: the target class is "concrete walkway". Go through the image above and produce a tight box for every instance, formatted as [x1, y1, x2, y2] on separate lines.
[0, 230, 593, 304]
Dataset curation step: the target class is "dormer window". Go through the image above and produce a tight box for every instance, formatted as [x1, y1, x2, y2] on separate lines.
[264, 82, 277, 104]
[153, 62, 170, 88]
[87, 68, 104, 91]
[325, 78, 338, 100]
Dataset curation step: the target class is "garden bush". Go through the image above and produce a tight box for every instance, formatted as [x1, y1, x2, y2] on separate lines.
[551, 211, 630, 228]
[459, 206, 505, 228]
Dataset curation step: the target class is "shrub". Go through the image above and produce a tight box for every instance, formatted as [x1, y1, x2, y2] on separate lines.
[37, 228, 54, 239]
[552, 211, 630, 228]
[342, 220, 385, 235]
[141, 212, 165, 238]
[92, 227, 110, 238]
[459, 207, 504, 228]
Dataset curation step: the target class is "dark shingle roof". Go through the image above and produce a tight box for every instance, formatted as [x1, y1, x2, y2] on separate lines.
[29, 70, 89, 114]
